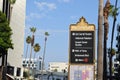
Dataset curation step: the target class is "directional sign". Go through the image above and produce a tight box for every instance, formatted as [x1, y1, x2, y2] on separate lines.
[69, 17, 95, 64]
[68, 17, 95, 80]
[70, 31, 94, 64]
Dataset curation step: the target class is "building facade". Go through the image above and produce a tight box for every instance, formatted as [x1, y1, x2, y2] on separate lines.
[0, 0, 26, 79]
[48, 62, 68, 72]
[22, 57, 42, 71]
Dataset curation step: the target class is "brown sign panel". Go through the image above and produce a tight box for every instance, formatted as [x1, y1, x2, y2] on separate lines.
[69, 17, 95, 64]
[68, 17, 95, 80]
[70, 31, 94, 64]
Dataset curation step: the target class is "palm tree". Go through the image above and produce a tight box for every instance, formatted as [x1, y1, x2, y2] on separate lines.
[33, 43, 40, 78]
[25, 36, 31, 64]
[103, 0, 111, 79]
[29, 27, 36, 62]
[33, 43, 40, 59]
[30, 27, 36, 46]
[41, 32, 49, 79]
[97, 0, 104, 80]
[108, 48, 116, 78]
[9, 0, 16, 22]
[42, 32, 49, 69]
[28, 27, 36, 78]
[109, 0, 118, 79]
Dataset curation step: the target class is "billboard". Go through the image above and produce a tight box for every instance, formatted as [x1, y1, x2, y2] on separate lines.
[69, 65, 94, 80]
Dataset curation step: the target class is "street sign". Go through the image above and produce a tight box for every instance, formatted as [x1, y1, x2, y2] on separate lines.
[69, 17, 95, 64]
[68, 17, 95, 80]
[70, 31, 94, 64]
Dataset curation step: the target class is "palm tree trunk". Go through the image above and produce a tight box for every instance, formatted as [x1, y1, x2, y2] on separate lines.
[97, 0, 104, 80]
[29, 34, 34, 67]
[110, 0, 118, 80]
[23, 45, 29, 72]
[103, 26, 107, 80]
[28, 45, 33, 78]
[41, 37, 47, 80]
[43, 39, 47, 70]
[29, 46, 33, 67]
[25, 45, 29, 62]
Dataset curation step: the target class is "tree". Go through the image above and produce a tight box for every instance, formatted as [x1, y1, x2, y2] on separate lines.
[0, 11, 13, 55]
[25, 36, 31, 65]
[109, 0, 119, 79]
[53, 69, 58, 72]
[30, 27, 36, 46]
[29, 27, 36, 63]
[0, 10, 13, 80]
[41, 32, 49, 80]
[103, 0, 119, 79]
[103, 0, 111, 79]
[28, 27, 36, 78]
[97, 0, 104, 80]
[23, 71, 29, 79]
[42, 32, 49, 69]
[33, 43, 40, 59]
[33, 43, 40, 78]
[108, 48, 116, 77]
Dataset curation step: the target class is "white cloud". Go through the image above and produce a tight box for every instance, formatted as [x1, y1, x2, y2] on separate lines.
[29, 13, 40, 18]
[26, 13, 46, 21]
[34, 1, 56, 11]
[58, 0, 70, 3]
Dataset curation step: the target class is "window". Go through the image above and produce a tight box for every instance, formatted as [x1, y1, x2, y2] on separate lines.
[28, 64, 30, 67]
[23, 64, 27, 67]
[23, 61, 25, 63]
[27, 61, 29, 64]
[39, 62, 41, 70]
[16, 67, 21, 76]
[32, 64, 34, 67]
[7, 66, 14, 76]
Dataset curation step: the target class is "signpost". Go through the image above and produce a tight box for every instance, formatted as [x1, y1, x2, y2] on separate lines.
[68, 17, 95, 80]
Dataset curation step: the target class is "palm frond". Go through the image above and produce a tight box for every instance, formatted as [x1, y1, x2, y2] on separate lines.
[30, 27, 36, 33]
[45, 32, 49, 36]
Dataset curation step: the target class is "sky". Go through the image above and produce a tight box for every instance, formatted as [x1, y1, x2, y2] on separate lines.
[24, 0, 120, 68]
